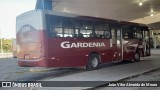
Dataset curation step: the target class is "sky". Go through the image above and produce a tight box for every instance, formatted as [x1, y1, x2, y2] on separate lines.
[0, 0, 36, 39]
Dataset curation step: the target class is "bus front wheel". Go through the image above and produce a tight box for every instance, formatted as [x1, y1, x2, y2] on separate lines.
[86, 54, 100, 70]
[134, 52, 140, 62]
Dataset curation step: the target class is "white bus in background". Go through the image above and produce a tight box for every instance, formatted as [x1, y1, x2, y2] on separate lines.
[150, 34, 160, 49]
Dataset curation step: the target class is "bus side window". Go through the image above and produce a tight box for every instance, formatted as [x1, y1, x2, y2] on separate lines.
[127, 32, 133, 38]
[63, 17, 74, 37]
[122, 26, 132, 39]
[104, 30, 111, 38]
[94, 30, 103, 38]
[78, 33, 84, 38]
[100, 35, 105, 38]
[95, 23, 110, 39]
[123, 32, 133, 39]
[90, 33, 95, 38]
[52, 28, 62, 37]
[73, 29, 79, 38]
[64, 28, 74, 37]
[123, 33, 129, 39]
[78, 20, 93, 38]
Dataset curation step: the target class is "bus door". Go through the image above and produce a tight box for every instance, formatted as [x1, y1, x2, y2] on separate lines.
[111, 27, 122, 62]
[143, 29, 150, 56]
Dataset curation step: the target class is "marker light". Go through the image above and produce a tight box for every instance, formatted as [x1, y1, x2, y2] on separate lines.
[139, 2, 143, 6]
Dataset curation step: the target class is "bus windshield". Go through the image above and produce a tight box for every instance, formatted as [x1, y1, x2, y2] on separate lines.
[122, 26, 146, 39]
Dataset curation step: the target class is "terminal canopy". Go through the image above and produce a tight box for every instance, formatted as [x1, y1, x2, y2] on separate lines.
[35, 0, 160, 21]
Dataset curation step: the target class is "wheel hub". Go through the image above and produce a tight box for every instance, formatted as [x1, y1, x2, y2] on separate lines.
[135, 53, 139, 59]
[91, 57, 98, 67]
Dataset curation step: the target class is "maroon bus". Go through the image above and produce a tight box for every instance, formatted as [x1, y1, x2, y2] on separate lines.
[16, 10, 150, 70]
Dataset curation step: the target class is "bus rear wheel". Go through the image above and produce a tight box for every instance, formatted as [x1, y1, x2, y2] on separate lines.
[134, 52, 140, 62]
[86, 54, 100, 70]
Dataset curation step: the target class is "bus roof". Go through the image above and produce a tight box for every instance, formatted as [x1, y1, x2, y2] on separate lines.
[45, 10, 147, 27]
[20, 10, 147, 28]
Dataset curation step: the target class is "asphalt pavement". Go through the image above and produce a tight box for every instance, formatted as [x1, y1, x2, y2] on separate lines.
[0, 53, 160, 90]
[0, 57, 83, 81]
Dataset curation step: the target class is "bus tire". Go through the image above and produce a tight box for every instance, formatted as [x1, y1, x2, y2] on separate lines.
[134, 52, 140, 62]
[86, 54, 100, 70]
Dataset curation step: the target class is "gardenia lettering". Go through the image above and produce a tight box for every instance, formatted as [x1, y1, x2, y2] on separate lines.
[61, 41, 105, 48]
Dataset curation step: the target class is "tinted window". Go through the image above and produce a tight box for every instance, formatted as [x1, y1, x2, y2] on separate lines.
[46, 15, 111, 39]
[46, 15, 63, 37]
[75, 19, 94, 38]
[122, 26, 143, 39]
[63, 18, 74, 37]
[95, 23, 110, 38]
